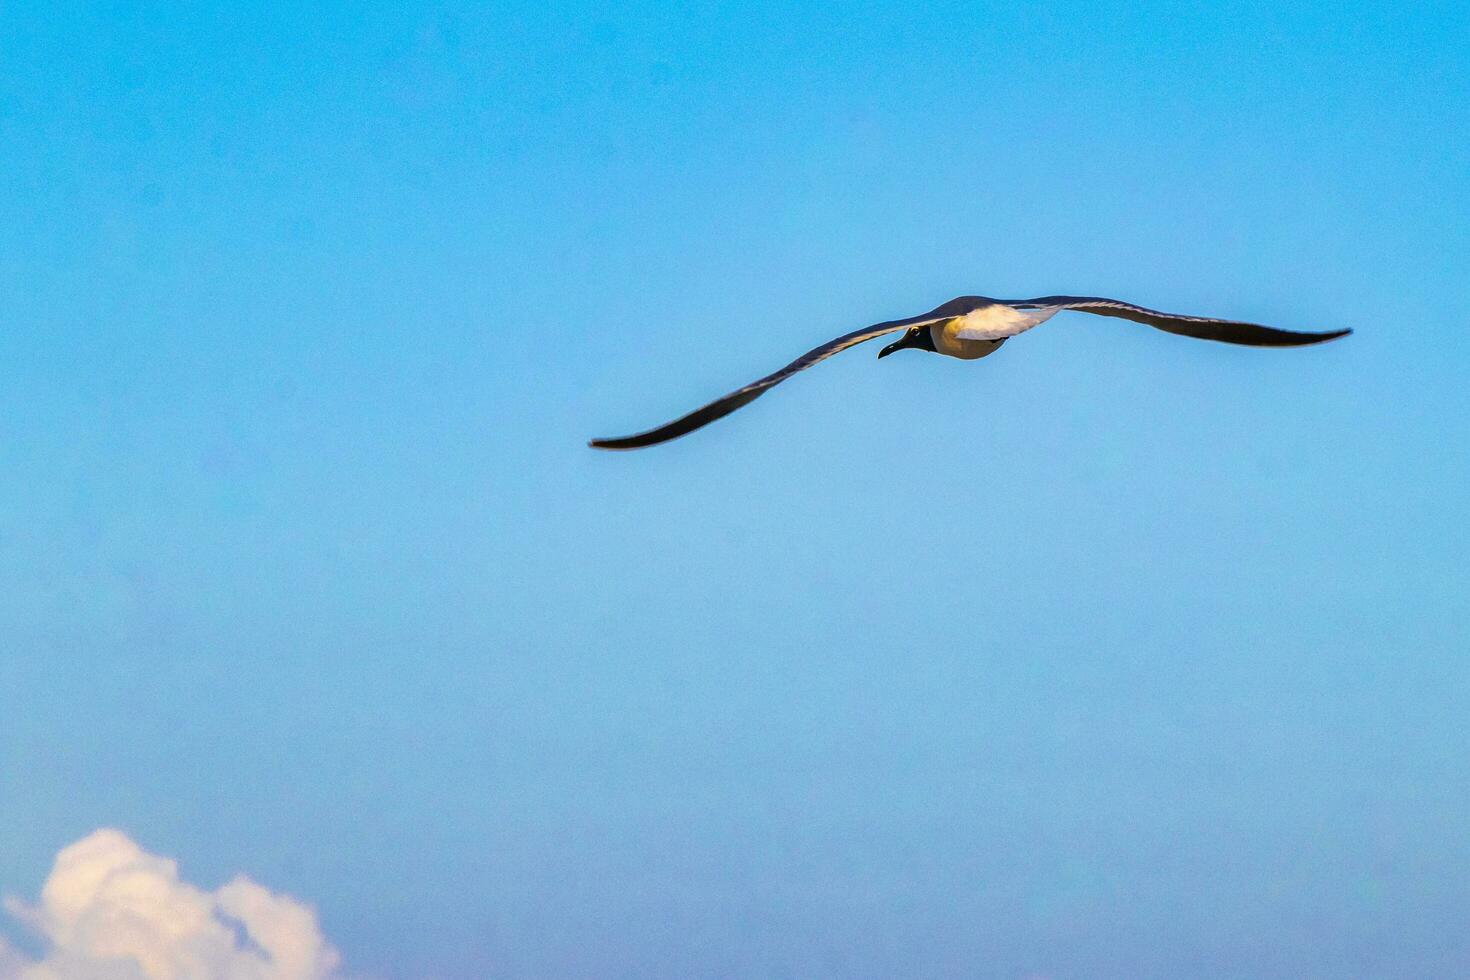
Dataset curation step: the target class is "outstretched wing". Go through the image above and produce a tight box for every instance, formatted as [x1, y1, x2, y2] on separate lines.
[588, 314, 940, 450]
[1005, 295, 1351, 347]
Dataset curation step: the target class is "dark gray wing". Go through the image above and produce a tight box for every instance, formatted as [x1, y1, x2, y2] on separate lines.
[588, 314, 941, 450]
[1005, 295, 1351, 347]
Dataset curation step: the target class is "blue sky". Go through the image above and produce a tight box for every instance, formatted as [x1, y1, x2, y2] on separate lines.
[1, 1, 1467, 977]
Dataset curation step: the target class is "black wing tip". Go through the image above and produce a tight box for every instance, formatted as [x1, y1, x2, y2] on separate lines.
[589, 428, 687, 450]
[1292, 327, 1352, 345]
[1202, 324, 1353, 346]
[587, 436, 643, 451]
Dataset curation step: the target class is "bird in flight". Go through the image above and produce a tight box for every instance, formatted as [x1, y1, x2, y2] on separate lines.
[588, 294, 1350, 450]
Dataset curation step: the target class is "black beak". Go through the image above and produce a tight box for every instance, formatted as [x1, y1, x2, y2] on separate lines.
[878, 330, 919, 359]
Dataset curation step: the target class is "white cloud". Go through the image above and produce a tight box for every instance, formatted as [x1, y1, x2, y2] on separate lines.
[1, 829, 340, 980]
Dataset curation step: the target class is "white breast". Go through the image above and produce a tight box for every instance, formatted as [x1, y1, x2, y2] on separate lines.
[952, 303, 1061, 341]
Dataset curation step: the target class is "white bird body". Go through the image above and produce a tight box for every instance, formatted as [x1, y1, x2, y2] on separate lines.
[949, 303, 1061, 342]
[932, 303, 1063, 357]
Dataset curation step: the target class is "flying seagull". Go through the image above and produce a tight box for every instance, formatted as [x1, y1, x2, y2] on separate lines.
[588, 294, 1350, 450]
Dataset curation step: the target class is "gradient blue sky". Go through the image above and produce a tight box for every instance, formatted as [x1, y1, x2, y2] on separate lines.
[2, 1, 1468, 977]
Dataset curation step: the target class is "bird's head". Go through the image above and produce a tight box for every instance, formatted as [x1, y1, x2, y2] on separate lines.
[878, 324, 938, 359]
